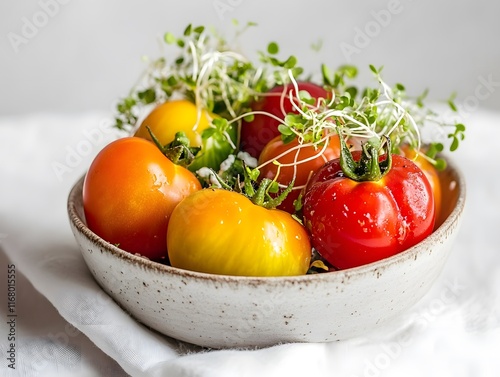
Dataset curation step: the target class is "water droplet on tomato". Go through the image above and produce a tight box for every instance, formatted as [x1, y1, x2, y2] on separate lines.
[397, 219, 409, 244]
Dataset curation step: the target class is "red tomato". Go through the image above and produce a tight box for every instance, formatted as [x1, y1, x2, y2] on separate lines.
[83, 137, 201, 261]
[240, 82, 328, 158]
[302, 150, 435, 269]
[258, 135, 340, 213]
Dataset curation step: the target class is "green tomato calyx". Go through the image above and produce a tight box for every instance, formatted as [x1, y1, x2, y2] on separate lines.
[241, 165, 294, 209]
[204, 162, 294, 210]
[250, 176, 294, 210]
[339, 131, 392, 182]
[147, 127, 200, 167]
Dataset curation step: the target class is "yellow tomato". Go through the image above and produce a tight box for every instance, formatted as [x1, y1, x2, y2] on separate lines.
[167, 189, 312, 277]
[135, 99, 213, 147]
[401, 145, 442, 220]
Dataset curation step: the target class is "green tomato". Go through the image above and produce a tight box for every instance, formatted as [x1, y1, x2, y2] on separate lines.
[188, 122, 237, 172]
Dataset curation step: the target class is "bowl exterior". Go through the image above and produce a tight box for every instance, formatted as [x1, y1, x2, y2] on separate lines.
[68, 162, 465, 348]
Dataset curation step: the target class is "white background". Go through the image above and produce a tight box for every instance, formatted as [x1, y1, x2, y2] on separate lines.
[1, 0, 499, 116]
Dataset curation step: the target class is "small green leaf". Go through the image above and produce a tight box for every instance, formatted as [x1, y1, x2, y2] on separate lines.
[278, 123, 294, 136]
[212, 117, 228, 131]
[137, 88, 156, 104]
[291, 66, 304, 77]
[201, 127, 217, 139]
[124, 96, 136, 109]
[345, 86, 358, 99]
[247, 167, 260, 181]
[321, 64, 333, 86]
[268, 181, 280, 194]
[283, 55, 297, 69]
[447, 92, 458, 112]
[311, 39, 323, 52]
[184, 24, 192, 36]
[194, 25, 205, 34]
[416, 88, 429, 108]
[281, 133, 296, 144]
[164, 32, 176, 44]
[114, 118, 124, 129]
[267, 42, 279, 55]
[446, 123, 466, 152]
[167, 76, 178, 86]
[284, 113, 300, 127]
[434, 158, 447, 171]
[426, 142, 444, 159]
[339, 65, 358, 79]
[299, 90, 314, 105]
[268, 56, 280, 67]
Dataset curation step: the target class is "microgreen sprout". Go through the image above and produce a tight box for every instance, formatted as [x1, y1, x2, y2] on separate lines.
[114, 23, 305, 135]
[252, 62, 466, 178]
[114, 21, 465, 187]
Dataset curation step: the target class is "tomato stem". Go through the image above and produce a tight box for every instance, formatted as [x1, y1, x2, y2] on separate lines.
[242, 167, 256, 197]
[338, 130, 392, 182]
[238, 163, 294, 209]
[251, 178, 295, 209]
[146, 126, 200, 167]
[208, 168, 234, 191]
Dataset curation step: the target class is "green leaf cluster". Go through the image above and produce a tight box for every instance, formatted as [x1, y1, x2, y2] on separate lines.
[113, 21, 466, 179]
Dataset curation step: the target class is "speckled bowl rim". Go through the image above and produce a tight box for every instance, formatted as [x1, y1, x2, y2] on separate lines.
[67, 158, 466, 285]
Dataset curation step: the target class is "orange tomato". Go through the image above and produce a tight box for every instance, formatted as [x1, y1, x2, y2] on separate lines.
[83, 137, 201, 261]
[257, 135, 341, 213]
[401, 145, 442, 219]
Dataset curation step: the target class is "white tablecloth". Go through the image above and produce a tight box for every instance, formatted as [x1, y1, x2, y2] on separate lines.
[0, 108, 499, 377]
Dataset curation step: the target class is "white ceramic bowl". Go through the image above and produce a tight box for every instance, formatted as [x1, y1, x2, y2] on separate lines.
[67, 159, 465, 348]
